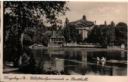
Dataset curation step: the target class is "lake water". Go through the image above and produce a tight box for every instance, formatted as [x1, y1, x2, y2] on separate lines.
[31, 48, 127, 76]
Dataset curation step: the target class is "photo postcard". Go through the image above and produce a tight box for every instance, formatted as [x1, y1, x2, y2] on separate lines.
[0, 0, 128, 82]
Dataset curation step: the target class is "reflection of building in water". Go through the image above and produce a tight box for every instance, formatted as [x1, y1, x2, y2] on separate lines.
[43, 60, 56, 72]
[64, 50, 87, 74]
[80, 51, 87, 74]
[81, 51, 87, 66]
[54, 58, 64, 72]
[43, 58, 64, 73]
[48, 48, 65, 56]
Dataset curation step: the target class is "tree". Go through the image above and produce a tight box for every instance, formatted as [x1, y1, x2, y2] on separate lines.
[87, 21, 127, 48]
[87, 25, 100, 43]
[63, 24, 81, 43]
[107, 21, 116, 46]
[4, 1, 68, 64]
[115, 22, 127, 46]
[87, 24, 112, 47]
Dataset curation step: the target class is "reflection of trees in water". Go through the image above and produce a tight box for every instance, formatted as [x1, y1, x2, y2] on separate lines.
[63, 50, 87, 75]
[64, 50, 82, 60]
[18, 48, 127, 75]
[31, 49, 50, 73]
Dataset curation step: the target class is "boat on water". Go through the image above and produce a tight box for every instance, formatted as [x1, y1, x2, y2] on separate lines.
[29, 44, 47, 49]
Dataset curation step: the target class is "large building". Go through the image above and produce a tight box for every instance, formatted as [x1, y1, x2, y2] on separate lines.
[65, 15, 94, 41]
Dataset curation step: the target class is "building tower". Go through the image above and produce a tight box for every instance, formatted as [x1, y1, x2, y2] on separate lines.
[104, 21, 107, 26]
[64, 17, 69, 27]
[82, 15, 87, 21]
[110, 21, 115, 27]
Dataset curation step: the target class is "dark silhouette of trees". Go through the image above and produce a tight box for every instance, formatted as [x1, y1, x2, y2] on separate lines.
[4, 1, 68, 65]
[87, 25, 100, 43]
[87, 21, 127, 48]
[63, 24, 81, 43]
[115, 22, 127, 46]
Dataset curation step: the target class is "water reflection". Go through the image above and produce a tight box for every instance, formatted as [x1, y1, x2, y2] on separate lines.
[31, 48, 127, 76]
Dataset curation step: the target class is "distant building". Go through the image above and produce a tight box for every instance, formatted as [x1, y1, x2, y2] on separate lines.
[48, 30, 65, 47]
[65, 15, 94, 41]
[121, 44, 125, 49]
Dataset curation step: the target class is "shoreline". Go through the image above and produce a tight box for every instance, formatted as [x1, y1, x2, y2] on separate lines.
[30, 45, 128, 52]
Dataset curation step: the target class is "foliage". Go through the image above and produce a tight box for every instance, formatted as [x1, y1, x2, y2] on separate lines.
[63, 24, 82, 43]
[115, 22, 127, 45]
[4, 1, 68, 63]
[87, 22, 127, 47]
[4, 1, 68, 41]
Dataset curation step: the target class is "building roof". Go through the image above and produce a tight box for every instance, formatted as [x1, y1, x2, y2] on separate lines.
[66, 18, 94, 29]
[50, 30, 65, 39]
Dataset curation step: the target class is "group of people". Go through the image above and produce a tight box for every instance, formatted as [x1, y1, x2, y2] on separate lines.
[96, 57, 106, 67]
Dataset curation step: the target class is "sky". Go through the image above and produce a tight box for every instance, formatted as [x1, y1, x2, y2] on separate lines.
[59, 2, 128, 25]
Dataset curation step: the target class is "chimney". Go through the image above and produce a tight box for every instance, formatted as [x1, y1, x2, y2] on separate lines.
[110, 21, 115, 27]
[65, 18, 69, 25]
[104, 21, 107, 26]
[83, 15, 86, 21]
[94, 20, 96, 25]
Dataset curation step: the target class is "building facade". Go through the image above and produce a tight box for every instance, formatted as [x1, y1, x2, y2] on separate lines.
[65, 15, 94, 41]
[48, 31, 65, 47]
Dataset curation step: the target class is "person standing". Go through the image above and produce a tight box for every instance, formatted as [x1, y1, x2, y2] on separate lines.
[101, 57, 106, 67]
[96, 57, 100, 66]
